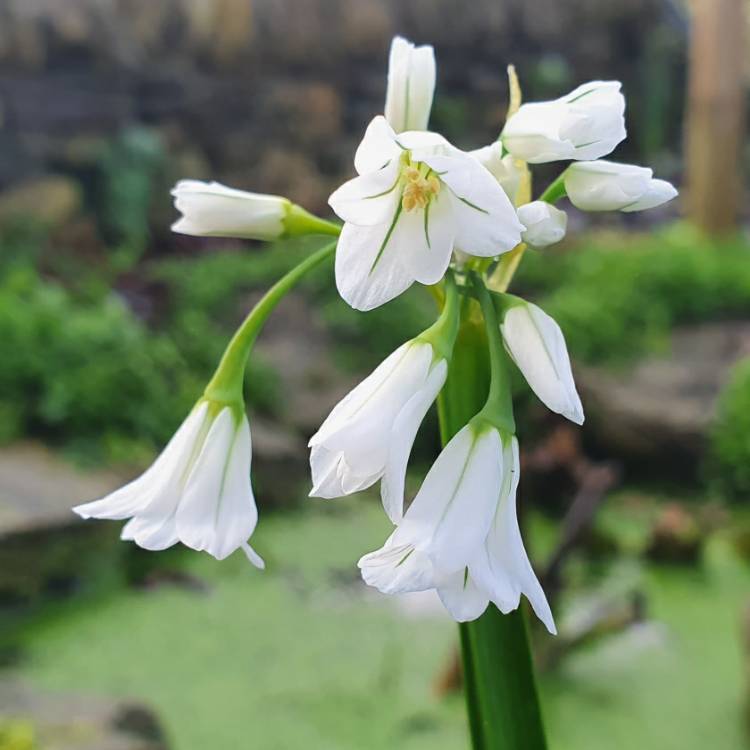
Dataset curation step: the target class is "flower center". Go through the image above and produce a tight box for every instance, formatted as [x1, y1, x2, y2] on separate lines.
[401, 164, 441, 212]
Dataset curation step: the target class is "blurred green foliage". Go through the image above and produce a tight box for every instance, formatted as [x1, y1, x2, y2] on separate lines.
[709, 357, 750, 501]
[0, 721, 35, 750]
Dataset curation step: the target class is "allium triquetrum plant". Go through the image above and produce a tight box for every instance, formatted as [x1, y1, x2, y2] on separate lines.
[74, 36, 677, 749]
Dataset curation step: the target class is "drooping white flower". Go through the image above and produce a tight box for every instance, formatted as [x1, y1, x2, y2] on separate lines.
[329, 116, 524, 310]
[502, 81, 626, 164]
[470, 141, 522, 202]
[359, 422, 554, 631]
[359, 423, 504, 593]
[436, 437, 556, 633]
[171, 180, 289, 240]
[499, 297, 583, 425]
[563, 161, 678, 212]
[384, 36, 436, 133]
[309, 340, 447, 523]
[517, 201, 567, 247]
[74, 401, 264, 566]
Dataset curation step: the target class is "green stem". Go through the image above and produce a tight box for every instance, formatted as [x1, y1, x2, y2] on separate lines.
[471, 274, 515, 433]
[417, 274, 460, 360]
[539, 172, 567, 204]
[436, 298, 548, 750]
[204, 240, 337, 405]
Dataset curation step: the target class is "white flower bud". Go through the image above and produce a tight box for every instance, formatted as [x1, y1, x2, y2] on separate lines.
[517, 201, 567, 247]
[502, 81, 626, 164]
[564, 161, 678, 212]
[171, 180, 289, 240]
[384, 36, 436, 133]
[500, 299, 584, 425]
[470, 142, 522, 202]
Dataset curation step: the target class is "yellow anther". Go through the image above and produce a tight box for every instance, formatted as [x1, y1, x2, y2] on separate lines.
[400, 166, 441, 212]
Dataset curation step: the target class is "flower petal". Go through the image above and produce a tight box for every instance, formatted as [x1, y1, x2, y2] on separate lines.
[358, 535, 436, 594]
[501, 301, 584, 425]
[328, 160, 401, 226]
[483, 438, 556, 634]
[73, 403, 210, 521]
[354, 116, 402, 176]
[380, 359, 447, 523]
[437, 568, 491, 622]
[334, 214, 416, 311]
[417, 150, 524, 257]
[177, 412, 259, 560]
[622, 178, 678, 212]
[395, 425, 503, 575]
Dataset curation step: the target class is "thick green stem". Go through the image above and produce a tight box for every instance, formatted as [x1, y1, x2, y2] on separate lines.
[204, 240, 337, 405]
[437, 297, 548, 750]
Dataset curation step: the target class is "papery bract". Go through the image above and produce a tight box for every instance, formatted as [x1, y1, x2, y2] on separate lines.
[74, 401, 263, 566]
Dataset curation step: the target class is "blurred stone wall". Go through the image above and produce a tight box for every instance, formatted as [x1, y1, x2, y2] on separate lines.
[0, 0, 687, 215]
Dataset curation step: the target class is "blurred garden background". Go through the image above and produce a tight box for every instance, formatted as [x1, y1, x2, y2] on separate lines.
[0, 0, 748, 748]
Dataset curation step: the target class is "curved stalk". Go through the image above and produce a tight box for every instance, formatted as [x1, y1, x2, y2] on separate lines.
[204, 240, 337, 405]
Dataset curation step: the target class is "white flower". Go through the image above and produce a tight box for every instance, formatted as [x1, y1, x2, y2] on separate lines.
[502, 81, 626, 164]
[309, 340, 446, 523]
[384, 36, 436, 133]
[517, 201, 567, 247]
[500, 298, 583, 425]
[171, 180, 289, 240]
[74, 402, 264, 567]
[329, 116, 524, 310]
[359, 423, 504, 593]
[470, 141, 522, 202]
[436, 437, 556, 633]
[359, 423, 554, 631]
[563, 161, 678, 212]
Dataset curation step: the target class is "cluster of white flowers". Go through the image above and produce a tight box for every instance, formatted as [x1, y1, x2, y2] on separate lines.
[74, 37, 677, 632]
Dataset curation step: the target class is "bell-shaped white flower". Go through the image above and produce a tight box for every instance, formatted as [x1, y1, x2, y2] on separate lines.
[517, 201, 567, 247]
[384, 36, 436, 133]
[470, 141, 522, 203]
[499, 297, 583, 425]
[329, 116, 524, 310]
[171, 180, 289, 240]
[358, 422, 505, 593]
[436, 436, 556, 633]
[74, 401, 264, 567]
[502, 81, 626, 164]
[563, 161, 678, 212]
[310, 340, 447, 523]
